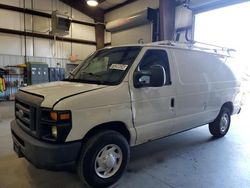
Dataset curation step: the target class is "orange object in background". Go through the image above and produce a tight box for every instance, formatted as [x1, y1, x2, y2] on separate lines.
[2, 78, 5, 91]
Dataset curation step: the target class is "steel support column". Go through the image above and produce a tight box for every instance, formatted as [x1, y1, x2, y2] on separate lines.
[159, 0, 176, 41]
[95, 21, 105, 49]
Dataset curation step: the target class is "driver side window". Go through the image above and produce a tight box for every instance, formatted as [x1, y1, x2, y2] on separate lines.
[138, 49, 171, 85]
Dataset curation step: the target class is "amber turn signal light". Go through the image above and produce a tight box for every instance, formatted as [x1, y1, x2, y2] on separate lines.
[50, 112, 58, 121]
[59, 113, 70, 120]
[50, 111, 70, 121]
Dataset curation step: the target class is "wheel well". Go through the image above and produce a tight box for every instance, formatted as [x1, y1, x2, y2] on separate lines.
[222, 102, 233, 115]
[82, 121, 131, 145]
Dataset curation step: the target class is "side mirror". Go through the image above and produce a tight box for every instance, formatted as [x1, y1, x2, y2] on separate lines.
[134, 65, 166, 88]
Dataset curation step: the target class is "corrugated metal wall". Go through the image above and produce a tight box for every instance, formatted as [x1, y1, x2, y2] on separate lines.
[0, 0, 97, 67]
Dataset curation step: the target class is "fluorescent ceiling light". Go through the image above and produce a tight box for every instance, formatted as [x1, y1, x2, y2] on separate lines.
[87, 0, 98, 7]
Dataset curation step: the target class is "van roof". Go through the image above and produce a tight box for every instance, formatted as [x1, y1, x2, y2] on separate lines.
[107, 40, 235, 57]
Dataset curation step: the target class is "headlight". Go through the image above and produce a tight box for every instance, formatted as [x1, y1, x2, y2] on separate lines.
[41, 109, 72, 143]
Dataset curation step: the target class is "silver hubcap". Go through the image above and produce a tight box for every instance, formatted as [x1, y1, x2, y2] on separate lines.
[220, 113, 229, 133]
[95, 144, 123, 179]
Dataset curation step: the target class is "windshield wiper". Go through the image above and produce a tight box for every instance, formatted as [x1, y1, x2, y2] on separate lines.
[80, 72, 101, 78]
[64, 78, 106, 85]
[69, 72, 75, 76]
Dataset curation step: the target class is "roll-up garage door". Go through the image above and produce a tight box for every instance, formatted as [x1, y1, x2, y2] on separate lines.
[106, 8, 158, 45]
[111, 23, 152, 45]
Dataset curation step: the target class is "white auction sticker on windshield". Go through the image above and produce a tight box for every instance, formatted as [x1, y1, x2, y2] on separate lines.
[110, 64, 128, 71]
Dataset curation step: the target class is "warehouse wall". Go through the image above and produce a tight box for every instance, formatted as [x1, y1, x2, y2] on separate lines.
[104, 0, 159, 45]
[0, 0, 96, 67]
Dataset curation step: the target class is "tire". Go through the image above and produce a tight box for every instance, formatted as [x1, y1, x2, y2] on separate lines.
[77, 130, 130, 188]
[209, 107, 231, 138]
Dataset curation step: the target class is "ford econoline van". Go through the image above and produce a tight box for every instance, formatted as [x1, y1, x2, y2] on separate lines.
[11, 41, 242, 187]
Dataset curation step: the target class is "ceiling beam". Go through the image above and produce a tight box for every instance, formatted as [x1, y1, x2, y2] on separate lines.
[60, 0, 105, 49]
[104, 0, 138, 13]
[98, 0, 106, 3]
[191, 0, 250, 13]
[60, 0, 104, 22]
[0, 3, 95, 27]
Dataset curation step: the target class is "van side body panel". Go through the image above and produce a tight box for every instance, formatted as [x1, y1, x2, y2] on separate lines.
[170, 48, 240, 134]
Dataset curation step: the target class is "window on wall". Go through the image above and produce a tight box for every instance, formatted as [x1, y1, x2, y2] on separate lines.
[194, 1, 250, 84]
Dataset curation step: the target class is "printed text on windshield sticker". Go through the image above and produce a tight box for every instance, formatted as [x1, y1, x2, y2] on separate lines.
[109, 64, 128, 71]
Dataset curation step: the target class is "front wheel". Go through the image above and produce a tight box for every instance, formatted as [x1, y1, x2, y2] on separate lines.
[209, 107, 231, 138]
[77, 130, 130, 188]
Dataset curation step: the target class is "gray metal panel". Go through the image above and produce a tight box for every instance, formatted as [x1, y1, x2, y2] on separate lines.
[27, 62, 49, 85]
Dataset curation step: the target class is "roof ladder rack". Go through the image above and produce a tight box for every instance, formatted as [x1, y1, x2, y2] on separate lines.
[148, 40, 236, 57]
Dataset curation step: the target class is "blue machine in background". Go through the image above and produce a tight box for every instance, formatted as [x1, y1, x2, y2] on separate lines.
[48, 67, 65, 82]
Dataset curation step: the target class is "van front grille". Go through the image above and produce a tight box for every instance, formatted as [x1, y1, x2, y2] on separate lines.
[14, 91, 44, 137]
[15, 99, 36, 131]
[16, 100, 31, 128]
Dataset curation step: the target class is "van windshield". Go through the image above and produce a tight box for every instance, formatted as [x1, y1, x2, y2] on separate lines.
[66, 46, 142, 85]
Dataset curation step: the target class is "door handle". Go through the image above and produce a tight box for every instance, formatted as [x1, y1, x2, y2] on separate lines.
[171, 98, 175, 108]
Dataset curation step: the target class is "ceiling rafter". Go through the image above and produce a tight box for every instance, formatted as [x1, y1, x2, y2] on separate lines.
[60, 0, 104, 22]
[104, 0, 138, 13]
[60, 0, 141, 18]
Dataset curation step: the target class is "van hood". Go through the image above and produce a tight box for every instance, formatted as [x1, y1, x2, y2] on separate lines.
[20, 81, 107, 108]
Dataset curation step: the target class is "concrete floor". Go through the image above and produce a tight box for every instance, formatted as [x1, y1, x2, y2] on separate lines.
[0, 100, 250, 188]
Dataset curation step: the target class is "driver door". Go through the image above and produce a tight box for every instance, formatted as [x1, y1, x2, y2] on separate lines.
[129, 48, 176, 144]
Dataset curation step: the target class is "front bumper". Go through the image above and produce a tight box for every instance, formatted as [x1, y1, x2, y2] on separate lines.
[11, 120, 81, 170]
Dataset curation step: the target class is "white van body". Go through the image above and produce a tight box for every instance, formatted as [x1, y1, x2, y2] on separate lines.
[11, 42, 241, 187]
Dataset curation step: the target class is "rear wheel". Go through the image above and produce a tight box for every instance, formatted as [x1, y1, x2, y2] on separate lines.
[77, 130, 130, 188]
[209, 107, 231, 138]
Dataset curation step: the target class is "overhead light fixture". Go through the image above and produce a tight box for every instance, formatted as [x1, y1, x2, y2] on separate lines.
[86, 0, 98, 7]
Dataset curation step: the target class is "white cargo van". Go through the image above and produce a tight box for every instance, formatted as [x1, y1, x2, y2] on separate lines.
[11, 41, 242, 187]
